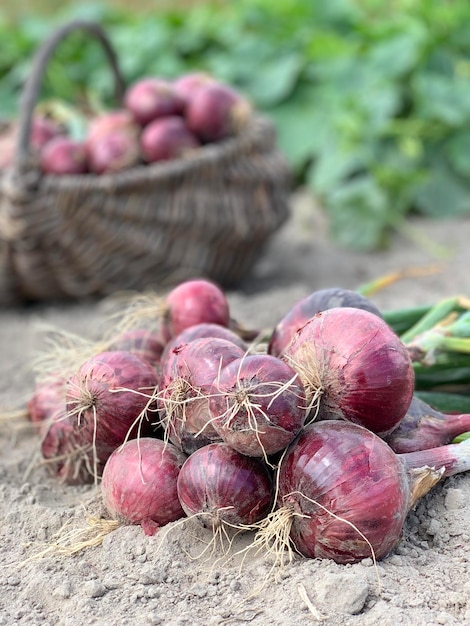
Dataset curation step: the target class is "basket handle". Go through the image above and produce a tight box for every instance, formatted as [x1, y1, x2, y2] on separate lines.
[13, 19, 126, 174]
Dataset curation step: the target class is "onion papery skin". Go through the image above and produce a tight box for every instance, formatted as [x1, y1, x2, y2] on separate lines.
[278, 421, 410, 564]
[268, 288, 383, 358]
[177, 443, 273, 527]
[101, 438, 187, 534]
[158, 338, 245, 454]
[65, 350, 160, 473]
[282, 307, 414, 435]
[209, 354, 307, 457]
[162, 279, 231, 342]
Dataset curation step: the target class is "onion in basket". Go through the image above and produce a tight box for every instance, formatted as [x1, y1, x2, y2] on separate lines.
[124, 77, 185, 126]
[86, 109, 141, 174]
[185, 82, 252, 142]
[40, 136, 88, 175]
[140, 116, 200, 163]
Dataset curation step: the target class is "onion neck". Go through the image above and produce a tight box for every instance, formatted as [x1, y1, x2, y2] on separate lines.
[399, 439, 470, 508]
[385, 412, 470, 453]
[436, 413, 470, 441]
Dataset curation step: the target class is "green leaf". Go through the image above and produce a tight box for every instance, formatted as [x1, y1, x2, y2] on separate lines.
[308, 145, 367, 196]
[453, 432, 470, 443]
[366, 27, 426, 80]
[305, 30, 358, 61]
[324, 176, 390, 250]
[446, 130, 470, 178]
[243, 52, 304, 107]
[0, 85, 17, 118]
[265, 83, 325, 173]
[412, 72, 470, 126]
[413, 161, 470, 218]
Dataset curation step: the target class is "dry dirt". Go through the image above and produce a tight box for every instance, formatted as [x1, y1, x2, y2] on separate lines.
[1, 190, 469, 626]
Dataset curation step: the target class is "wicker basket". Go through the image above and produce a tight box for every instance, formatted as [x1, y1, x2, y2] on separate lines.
[0, 20, 290, 305]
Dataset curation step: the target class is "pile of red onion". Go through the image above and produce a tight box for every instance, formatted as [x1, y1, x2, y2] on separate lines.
[25, 281, 470, 561]
[0, 72, 252, 176]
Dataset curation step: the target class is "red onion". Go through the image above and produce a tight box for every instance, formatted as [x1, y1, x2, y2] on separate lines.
[86, 110, 138, 143]
[105, 328, 165, 369]
[27, 374, 93, 485]
[124, 77, 185, 126]
[86, 110, 141, 174]
[176, 442, 273, 529]
[273, 420, 443, 565]
[41, 412, 94, 485]
[384, 395, 470, 453]
[65, 350, 159, 477]
[28, 375, 94, 484]
[39, 136, 88, 175]
[30, 115, 64, 151]
[101, 438, 187, 536]
[160, 322, 247, 368]
[161, 278, 231, 342]
[87, 130, 140, 174]
[158, 338, 245, 454]
[172, 72, 215, 106]
[27, 374, 66, 425]
[269, 287, 383, 358]
[0, 116, 64, 170]
[209, 354, 307, 458]
[282, 307, 414, 435]
[185, 82, 252, 142]
[140, 115, 200, 163]
[113, 280, 231, 348]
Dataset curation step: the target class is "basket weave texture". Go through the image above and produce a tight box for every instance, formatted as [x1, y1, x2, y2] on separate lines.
[0, 21, 290, 305]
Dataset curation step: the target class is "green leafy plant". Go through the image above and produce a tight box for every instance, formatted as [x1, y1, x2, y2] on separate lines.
[2, 0, 470, 250]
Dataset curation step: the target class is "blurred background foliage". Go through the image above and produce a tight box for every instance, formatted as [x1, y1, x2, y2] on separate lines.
[2, 0, 470, 251]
